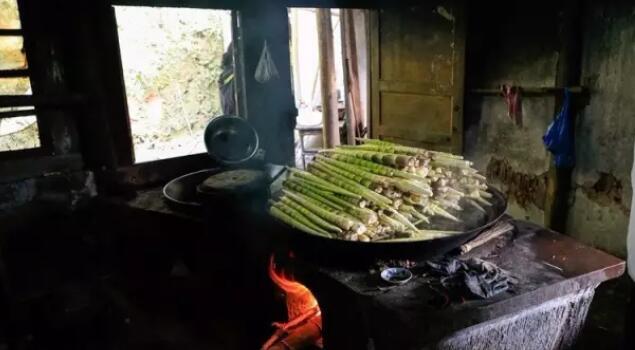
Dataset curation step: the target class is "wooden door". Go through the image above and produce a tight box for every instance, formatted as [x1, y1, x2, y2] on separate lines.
[370, 1, 465, 153]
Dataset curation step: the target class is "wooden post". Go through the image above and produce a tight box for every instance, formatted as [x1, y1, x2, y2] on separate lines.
[231, 10, 248, 119]
[544, 0, 581, 232]
[341, 9, 362, 145]
[316, 8, 340, 148]
[240, 4, 296, 165]
[290, 9, 302, 106]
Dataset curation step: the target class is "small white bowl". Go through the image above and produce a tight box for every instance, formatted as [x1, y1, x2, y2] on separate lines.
[380, 267, 413, 285]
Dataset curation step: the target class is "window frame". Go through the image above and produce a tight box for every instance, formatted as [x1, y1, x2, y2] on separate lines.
[0, 28, 49, 160]
[108, 3, 245, 168]
[0, 0, 84, 171]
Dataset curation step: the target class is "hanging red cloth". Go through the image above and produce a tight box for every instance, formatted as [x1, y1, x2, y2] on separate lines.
[501, 85, 523, 127]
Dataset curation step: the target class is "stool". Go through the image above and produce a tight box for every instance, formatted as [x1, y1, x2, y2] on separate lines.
[296, 120, 345, 168]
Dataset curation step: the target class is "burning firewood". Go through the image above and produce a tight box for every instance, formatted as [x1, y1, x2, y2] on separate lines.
[266, 315, 323, 350]
[262, 311, 322, 350]
[263, 258, 323, 350]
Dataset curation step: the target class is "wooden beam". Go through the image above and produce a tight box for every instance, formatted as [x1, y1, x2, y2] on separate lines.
[231, 10, 248, 119]
[0, 29, 21, 36]
[0, 108, 36, 119]
[316, 8, 340, 148]
[0, 153, 83, 182]
[110, 0, 242, 9]
[0, 69, 29, 78]
[470, 86, 585, 95]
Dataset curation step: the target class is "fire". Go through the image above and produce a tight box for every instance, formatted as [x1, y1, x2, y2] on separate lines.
[262, 256, 323, 350]
[269, 257, 319, 319]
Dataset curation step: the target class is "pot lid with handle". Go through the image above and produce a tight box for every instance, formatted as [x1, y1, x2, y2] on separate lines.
[204, 115, 260, 165]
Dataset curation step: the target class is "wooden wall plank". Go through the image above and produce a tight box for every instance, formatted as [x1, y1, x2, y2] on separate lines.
[370, 1, 465, 153]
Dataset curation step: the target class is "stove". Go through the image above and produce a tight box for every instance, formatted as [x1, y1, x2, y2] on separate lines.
[265, 220, 623, 350]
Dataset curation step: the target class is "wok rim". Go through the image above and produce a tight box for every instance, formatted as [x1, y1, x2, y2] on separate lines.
[162, 168, 222, 207]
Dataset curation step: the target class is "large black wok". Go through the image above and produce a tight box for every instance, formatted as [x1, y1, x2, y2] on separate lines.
[270, 181, 508, 267]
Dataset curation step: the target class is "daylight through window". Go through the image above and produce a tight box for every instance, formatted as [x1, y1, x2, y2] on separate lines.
[0, 0, 40, 153]
[114, 6, 233, 163]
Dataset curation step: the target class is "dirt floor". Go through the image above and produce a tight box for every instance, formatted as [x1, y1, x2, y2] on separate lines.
[576, 275, 631, 350]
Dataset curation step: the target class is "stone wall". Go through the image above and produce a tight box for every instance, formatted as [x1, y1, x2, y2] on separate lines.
[565, 0, 635, 257]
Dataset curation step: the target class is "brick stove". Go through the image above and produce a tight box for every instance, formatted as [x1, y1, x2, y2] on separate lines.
[266, 220, 623, 350]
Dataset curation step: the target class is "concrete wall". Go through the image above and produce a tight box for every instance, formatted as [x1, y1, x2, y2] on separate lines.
[464, 1, 560, 225]
[565, 0, 635, 257]
[465, 0, 635, 258]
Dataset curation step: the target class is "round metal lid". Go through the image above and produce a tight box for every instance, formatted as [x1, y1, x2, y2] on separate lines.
[204, 115, 259, 165]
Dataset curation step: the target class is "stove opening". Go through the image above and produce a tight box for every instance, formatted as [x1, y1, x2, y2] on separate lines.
[262, 255, 323, 350]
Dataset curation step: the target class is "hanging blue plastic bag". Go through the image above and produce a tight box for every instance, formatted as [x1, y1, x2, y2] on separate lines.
[543, 89, 574, 167]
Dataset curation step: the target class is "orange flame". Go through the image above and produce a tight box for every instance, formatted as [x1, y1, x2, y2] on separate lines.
[264, 256, 323, 350]
[268, 256, 320, 320]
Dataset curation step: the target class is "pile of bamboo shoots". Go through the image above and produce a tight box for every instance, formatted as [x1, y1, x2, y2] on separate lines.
[269, 139, 492, 242]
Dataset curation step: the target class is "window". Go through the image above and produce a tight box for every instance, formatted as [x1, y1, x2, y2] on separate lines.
[114, 6, 233, 163]
[0, 0, 40, 153]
